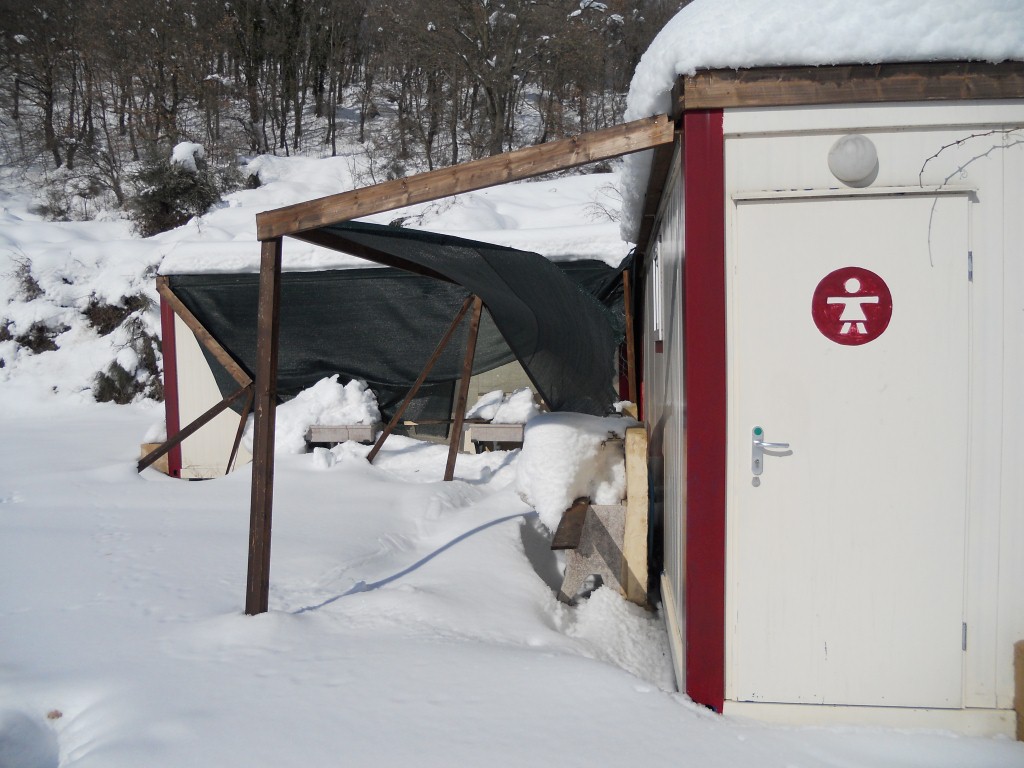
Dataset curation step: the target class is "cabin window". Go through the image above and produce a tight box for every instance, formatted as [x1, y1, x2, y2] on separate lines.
[652, 235, 664, 346]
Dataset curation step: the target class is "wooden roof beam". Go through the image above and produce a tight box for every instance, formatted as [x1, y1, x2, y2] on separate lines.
[679, 60, 1024, 111]
[256, 114, 675, 241]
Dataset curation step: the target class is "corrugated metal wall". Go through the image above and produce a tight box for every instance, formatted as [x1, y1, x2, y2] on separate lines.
[643, 158, 686, 688]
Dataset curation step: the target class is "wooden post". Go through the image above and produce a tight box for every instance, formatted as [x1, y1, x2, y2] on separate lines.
[622, 269, 637, 406]
[245, 238, 283, 616]
[366, 296, 473, 464]
[156, 277, 252, 388]
[1015, 639, 1024, 741]
[137, 383, 251, 473]
[256, 116, 675, 241]
[444, 296, 483, 481]
[621, 427, 650, 606]
[226, 386, 254, 474]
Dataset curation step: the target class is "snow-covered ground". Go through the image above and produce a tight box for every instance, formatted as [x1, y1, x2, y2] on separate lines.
[2, 149, 1023, 766]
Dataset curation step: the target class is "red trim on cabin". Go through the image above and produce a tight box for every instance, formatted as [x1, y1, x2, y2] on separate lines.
[682, 109, 727, 712]
[160, 295, 183, 478]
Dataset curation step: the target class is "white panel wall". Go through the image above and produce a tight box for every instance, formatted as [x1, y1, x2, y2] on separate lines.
[173, 314, 252, 478]
[643, 146, 686, 688]
[722, 100, 1024, 728]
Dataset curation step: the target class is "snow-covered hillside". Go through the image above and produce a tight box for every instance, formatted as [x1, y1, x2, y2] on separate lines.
[0, 152, 627, 403]
[2, 152, 1023, 767]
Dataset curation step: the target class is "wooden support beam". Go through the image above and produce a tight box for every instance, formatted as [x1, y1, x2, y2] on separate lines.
[256, 115, 675, 240]
[621, 427, 650, 607]
[551, 497, 591, 551]
[226, 386, 254, 475]
[444, 296, 483, 482]
[137, 383, 251, 473]
[1016, 639, 1024, 741]
[622, 269, 637, 405]
[156, 277, 252, 389]
[680, 61, 1024, 111]
[245, 238, 283, 616]
[366, 296, 474, 464]
[287, 228, 454, 283]
[634, 138, 679, 257]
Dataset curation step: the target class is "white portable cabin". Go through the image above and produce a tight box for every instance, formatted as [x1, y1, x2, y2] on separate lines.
[629, 59, 1024, 735]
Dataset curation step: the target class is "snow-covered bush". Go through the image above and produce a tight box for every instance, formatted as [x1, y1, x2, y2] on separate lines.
[92, 315, 163, 404]
[127, 143, 231, 237]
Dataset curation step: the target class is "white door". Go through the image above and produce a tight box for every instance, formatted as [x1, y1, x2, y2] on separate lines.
[729, 192, 970, 708]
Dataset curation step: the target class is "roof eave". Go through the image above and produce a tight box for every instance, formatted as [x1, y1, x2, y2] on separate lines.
[675, 60, 1024, 111]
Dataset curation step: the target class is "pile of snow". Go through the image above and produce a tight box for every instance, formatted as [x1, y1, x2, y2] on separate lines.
[0, 709, 59, 768]
[160, 168, 629, 275]
[515, 412, 637, 530]
[4, 398, 1021, 766]
[466, 387, 540, 423]
[4, 146, 1024, 764]
[562, 586, 676, 692]
[1, 153, 625, 404]
[619, 0, 1024, 241]
[0, 198, 160, 400]
[170, 142, 205, 173]
[243, 375, 380, 454]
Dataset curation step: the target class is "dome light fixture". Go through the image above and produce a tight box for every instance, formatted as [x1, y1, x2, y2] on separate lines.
[828, 134, 879, 187]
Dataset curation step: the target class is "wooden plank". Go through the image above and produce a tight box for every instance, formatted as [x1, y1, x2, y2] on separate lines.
[681, 61, 1024, 110]
[226, 386, 254, 474]
[305, 424, 378, 444]
[139, 443, 170, 475]
[156, 277, 252, 389]
[286, 228, 454, 282]
[137, 383, 251, 473]
[622, 269, 637, 405]
[1016, 639, 1024, 741]
[464, 423, 524, 444]
[366, 296, 474, 464]
[444, 296, 483, 481]
[621, 426, 650, 606]
[551, 497, 591, 551]
[256, 115, 675, 240]
[634, 138, 679, 255]
[159, 292, 183, 477]
[245, 238, 283, 616]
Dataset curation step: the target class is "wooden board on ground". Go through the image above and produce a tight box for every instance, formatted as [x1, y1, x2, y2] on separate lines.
[306, 424, 378, 445]
[551, 498, 590, 551]
[139, 443, 170, 475]
[622, 426, 650, 606]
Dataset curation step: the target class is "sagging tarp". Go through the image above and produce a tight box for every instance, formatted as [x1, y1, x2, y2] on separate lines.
[166, 223, 625, 427]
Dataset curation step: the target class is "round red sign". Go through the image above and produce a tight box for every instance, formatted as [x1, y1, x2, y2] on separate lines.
[811, 267, 892, 346]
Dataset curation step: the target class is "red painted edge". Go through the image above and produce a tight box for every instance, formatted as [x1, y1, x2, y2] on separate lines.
[682, 109, 726, 712]
[160, 294, 183, 478]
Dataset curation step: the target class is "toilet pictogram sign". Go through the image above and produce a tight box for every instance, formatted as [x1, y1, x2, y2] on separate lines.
[811, 267, 892, 345]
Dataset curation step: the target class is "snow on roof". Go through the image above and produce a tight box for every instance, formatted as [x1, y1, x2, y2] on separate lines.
[619, 0, 1024, 242]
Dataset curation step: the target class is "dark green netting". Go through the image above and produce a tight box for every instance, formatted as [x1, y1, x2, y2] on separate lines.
[166, 224, 625, 429]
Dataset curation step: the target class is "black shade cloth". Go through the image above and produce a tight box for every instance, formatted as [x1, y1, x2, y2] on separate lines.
[167, 223, 625, 428]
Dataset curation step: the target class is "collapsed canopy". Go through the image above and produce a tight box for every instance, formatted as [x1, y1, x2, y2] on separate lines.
[167, 222, 625, 425]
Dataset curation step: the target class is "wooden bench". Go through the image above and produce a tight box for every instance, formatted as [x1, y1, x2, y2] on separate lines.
[549, 427, 650, 607]
[463, 422, 525, 452]
[305, 424, 379, 447]
[551, 497, 627, 603]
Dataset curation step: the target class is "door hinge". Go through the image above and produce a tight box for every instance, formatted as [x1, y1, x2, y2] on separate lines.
[968, 251, 974, 282]
[962, 622, 968, 651]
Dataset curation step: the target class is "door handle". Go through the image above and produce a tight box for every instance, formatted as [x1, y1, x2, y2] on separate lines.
[753, 440, 791, 449]
[752, 426, 790, 476]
